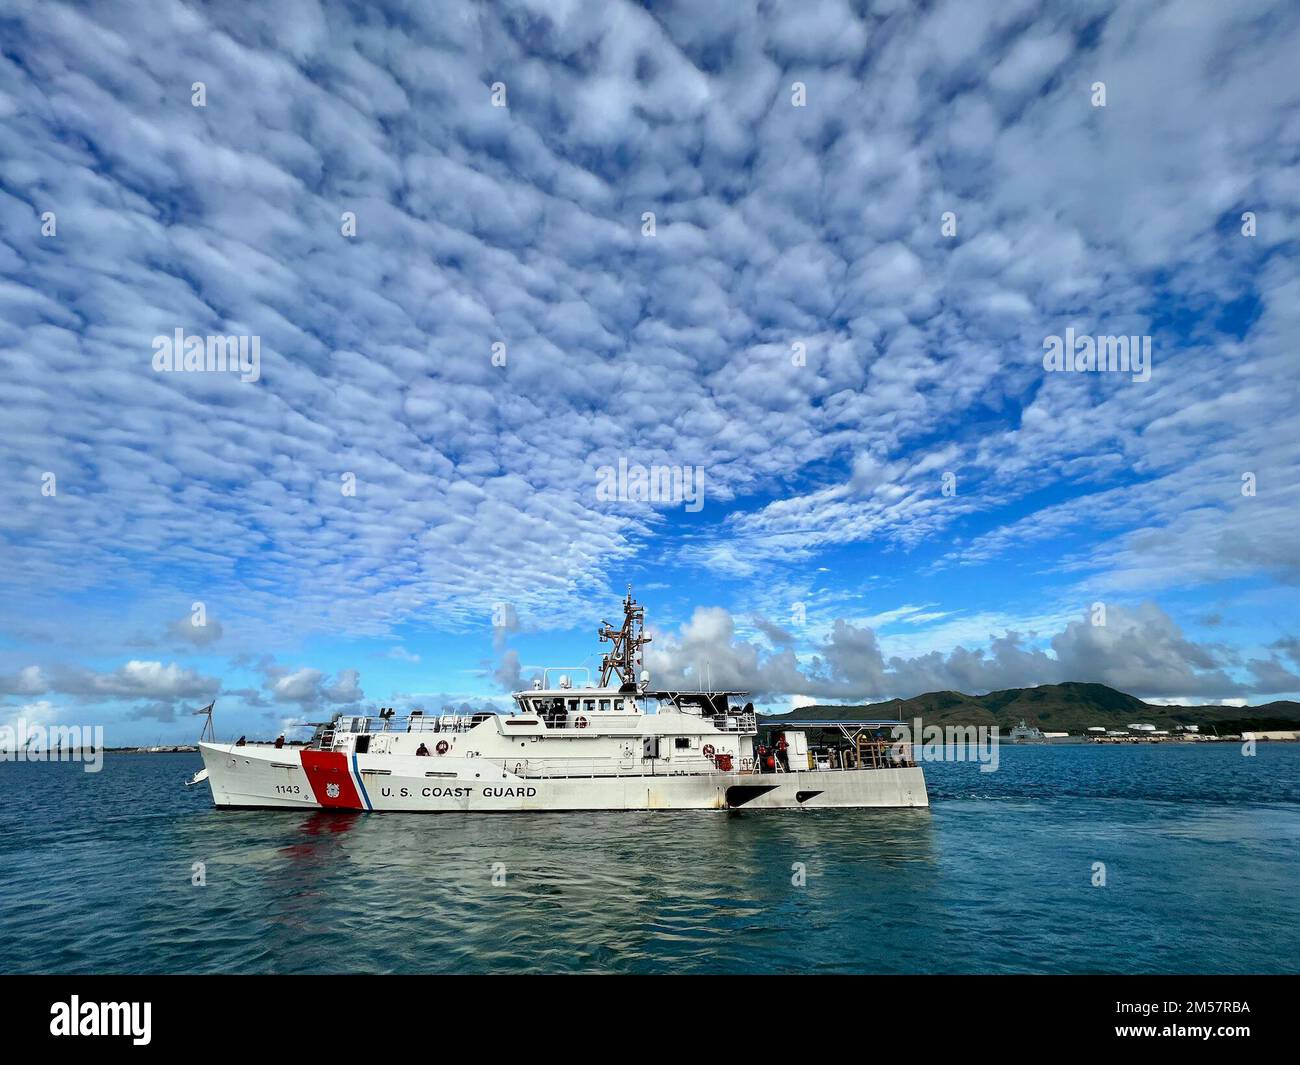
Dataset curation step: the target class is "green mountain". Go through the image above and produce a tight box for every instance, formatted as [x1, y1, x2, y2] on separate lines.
[759, 682, 1300, 734]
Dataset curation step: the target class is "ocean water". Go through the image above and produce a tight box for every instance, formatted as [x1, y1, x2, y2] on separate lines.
[2, 743, 1297, 974]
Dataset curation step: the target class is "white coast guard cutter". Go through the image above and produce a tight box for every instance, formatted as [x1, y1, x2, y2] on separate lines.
[195, 592, 928, 812]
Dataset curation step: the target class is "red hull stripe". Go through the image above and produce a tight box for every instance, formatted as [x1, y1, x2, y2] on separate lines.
[300, 750, 364, 810]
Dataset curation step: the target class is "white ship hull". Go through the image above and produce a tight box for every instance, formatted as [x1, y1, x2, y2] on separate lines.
[195, 591, 930, 813]
[199, 742, 929, 812]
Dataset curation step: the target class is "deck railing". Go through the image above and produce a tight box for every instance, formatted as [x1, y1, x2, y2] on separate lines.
[709, 712, 757, 733]
[495, 747, 914, 780]
[403, 715, 477, 734]
[310, 714, 478, 748]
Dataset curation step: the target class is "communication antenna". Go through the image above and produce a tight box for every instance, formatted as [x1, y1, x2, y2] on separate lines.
[598, 586, 651, 687]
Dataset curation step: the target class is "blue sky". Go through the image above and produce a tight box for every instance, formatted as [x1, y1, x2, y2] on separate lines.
[2, 0, 1299, 745]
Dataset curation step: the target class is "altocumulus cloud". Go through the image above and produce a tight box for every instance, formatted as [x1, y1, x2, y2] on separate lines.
[0, 1, 1294, 626]
[0, 0, 1297, 729]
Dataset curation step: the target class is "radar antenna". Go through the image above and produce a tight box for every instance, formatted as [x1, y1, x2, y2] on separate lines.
[598, 587, 651, 687]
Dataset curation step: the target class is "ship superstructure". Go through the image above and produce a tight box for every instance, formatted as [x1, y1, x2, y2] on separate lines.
[196, 592, 928, 812]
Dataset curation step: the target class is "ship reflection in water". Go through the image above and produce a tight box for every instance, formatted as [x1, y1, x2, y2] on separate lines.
[247, 807, 939, 973]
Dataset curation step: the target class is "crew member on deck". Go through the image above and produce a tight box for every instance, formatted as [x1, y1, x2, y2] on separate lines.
[415, 743, 430, 756]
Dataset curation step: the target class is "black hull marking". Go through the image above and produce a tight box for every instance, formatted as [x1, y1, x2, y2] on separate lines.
[724, 784, 780, 808]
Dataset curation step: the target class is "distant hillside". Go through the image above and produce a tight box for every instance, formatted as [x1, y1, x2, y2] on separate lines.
[760, 682, 1300, 734]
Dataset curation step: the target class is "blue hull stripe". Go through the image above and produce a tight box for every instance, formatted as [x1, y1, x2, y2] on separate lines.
[352, 753, 372, 811]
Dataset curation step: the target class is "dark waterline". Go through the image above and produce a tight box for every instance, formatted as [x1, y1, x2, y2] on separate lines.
[2, 744, 1297, 973]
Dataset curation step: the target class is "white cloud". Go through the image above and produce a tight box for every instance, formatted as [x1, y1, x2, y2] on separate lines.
[646, 602, 1266, 702]
[0, 699, 59, 731]
[0, 0, 1296, 715]
[255, 660, 365, 711]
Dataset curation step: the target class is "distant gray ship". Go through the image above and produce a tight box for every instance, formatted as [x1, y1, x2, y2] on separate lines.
[1004, 719, 1076, 744]
[1008, 719, 1044, 742]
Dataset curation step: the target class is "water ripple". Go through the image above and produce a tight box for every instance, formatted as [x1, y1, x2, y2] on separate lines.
[1, 746, 1297, 973]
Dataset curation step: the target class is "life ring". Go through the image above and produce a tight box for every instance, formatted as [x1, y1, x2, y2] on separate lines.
[574, 715, 589, 729]
[435, 740, 450, 755]
[702, 743, 716, 759]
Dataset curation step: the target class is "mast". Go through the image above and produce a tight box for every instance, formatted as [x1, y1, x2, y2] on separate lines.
[193, 700, 216, 743]
[598, 587, 652, 687]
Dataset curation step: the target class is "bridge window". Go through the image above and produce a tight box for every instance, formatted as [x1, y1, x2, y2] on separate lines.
[532, 698, 566, 727]
[675, 737, 690, 749]
[599, 699, 612, 711]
